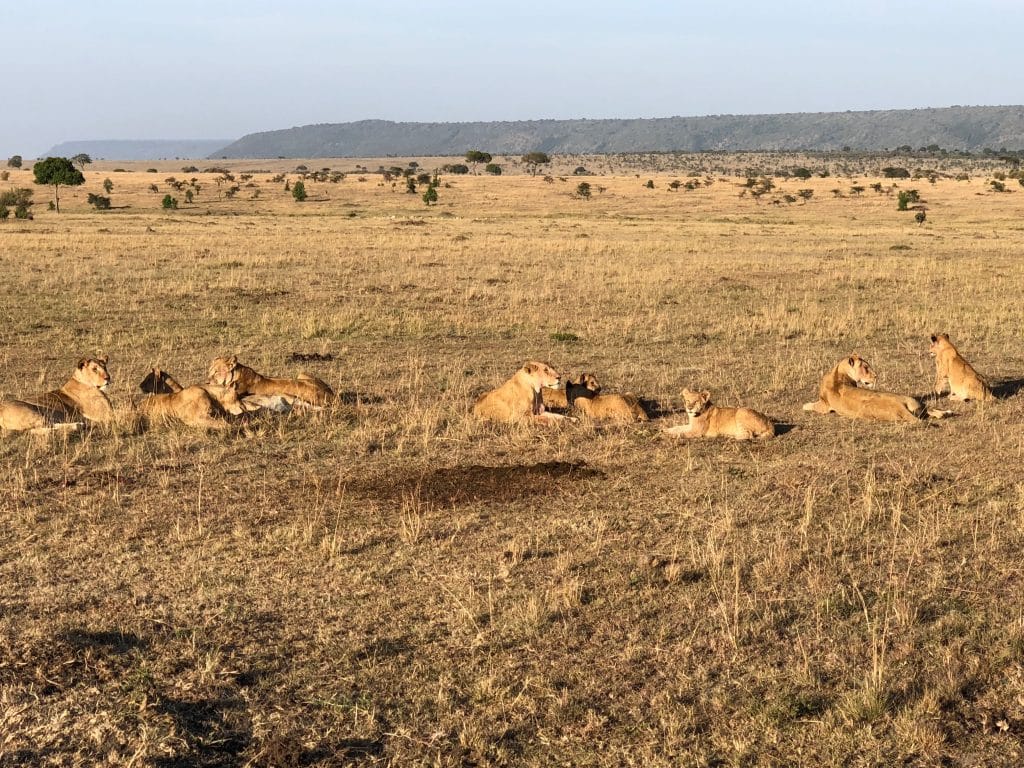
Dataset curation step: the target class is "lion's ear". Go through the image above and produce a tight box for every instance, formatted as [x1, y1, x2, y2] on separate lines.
[523, 362, 535, 374]
[77, 358, 88, 369]
[848, 356, 857, 366]
[98, 355, 108, 364]
[701, 389, 711, 400]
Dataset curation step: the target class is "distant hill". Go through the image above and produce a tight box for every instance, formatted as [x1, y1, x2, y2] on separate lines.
[45, 139, 234, 161]
[213, 106, 1024, 158]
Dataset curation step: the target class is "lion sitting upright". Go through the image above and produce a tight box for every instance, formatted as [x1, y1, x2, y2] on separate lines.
[929, 333, 993, 402]
[0, 356, 113, 432]
[208, 355, 335, 408]
[473, 361, 569, 423]
[803, 354, 949, 422]
[664, 388, 773, 440]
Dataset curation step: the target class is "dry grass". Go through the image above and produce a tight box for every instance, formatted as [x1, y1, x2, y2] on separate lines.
[2, 157, 1024, 766]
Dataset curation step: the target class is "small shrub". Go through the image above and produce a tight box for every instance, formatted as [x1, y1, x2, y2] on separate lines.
[645, 179, 654, 189]
[161, 194, 178, 209]
[990, 180, 1006, 192]
[576, 182, 591, 199]
[0, 171, 7, 182]
[146, 168, 158, 173]
[915, 210, 927, 225]
[792, 167, 813, 179]
[550, 331, 580, 342]
[102, 178, 114, 194]
[484, 163, 502, 176]
[182, 165, 199, 173]
[442, 164, 470, 175]
[292, 181, 307, 201]
[422, 186, 438, 206]
[86, 193, 111, 210]
[882, 167, 910, 178]
[185, 189, 194, 203]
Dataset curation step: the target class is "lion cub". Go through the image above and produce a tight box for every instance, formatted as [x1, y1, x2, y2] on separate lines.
[542, 372, 601, 411]
[0, 357, 113, 432]
[137, 368, 243, 430]
[929, 333, 993, 402]
[664, 388, 773, 440]
[565, 375, 648, 422]
[473, 361, 569, 423]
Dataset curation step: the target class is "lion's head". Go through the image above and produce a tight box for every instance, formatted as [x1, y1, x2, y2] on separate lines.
[74, 356, 111, 391]
[928, 333, 952, 358]
[520, 361, 561, 392]
[681, 388, 713, 418]
[208, 355, 240, 387]
[839, 355, 877, 388]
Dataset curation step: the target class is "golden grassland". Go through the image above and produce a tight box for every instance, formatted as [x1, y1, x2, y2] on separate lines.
[2, 159, 1024, 766]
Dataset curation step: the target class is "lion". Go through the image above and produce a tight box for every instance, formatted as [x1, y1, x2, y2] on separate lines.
[929, 333, 993, 402]
[207, 355, 335, 408]
[137, 368, 243, 429]
[0, 357, 112, 432]
[542, 372, 601, 411]
[664, 388, 773, 439]
[803, 354, 950, 422]
[473, 361, 569, 423]
[564, 375, 648, 422]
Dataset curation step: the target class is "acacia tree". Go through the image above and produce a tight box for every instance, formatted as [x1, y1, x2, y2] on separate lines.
[465, 150, 492, 173]
[7, 155, 22, 169]
[72, 153, 92, 170]
[521, 152, 550, 176]
[32, 157, 85, 213]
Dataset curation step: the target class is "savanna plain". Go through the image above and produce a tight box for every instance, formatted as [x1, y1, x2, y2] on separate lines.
[2, 155, 1024, 766]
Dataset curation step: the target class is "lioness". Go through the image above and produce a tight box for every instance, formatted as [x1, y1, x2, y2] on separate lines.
[0, 357, 112, 432]
[473, 361, 569, 423]
[664, 388, 773, 439]
[803, 354, 949, 422]
[542, 372, 601, 411]
[929, 333, 993, 402]
[207, 355, 335, 408]
[137, 368, 242, 429]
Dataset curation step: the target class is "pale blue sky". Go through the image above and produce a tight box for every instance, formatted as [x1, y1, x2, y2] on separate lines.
[5, 0, 1023, 157]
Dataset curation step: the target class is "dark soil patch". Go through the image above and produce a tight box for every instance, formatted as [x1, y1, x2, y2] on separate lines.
[352, 461, 603, 506]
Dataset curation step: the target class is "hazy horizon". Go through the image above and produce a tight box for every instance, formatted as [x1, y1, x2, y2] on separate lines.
[6, 0, 1024, 159]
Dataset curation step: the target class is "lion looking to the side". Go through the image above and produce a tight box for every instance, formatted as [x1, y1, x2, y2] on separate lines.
[207, 355, 335, 408]
[929, 333, 993, 402]
[803, 354, 949, 422]
[0, 357, 113, 432]
[473, 361, 569, 423]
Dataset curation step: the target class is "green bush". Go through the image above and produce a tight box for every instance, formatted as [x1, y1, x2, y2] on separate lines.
[87, 193, 111, 210]
[161, 194, 178, 209]
[292, 180, 307, 202]
[484, 163, 502, 176]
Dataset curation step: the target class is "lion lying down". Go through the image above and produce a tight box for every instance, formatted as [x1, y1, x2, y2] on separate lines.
[207, 355, 335, 409]
[138, 368, 245, 429]
[803, 354, 951, 422]
[0, 357, 113, 433]
[664, 388, 773, 440]
[473, 361, 570, 423]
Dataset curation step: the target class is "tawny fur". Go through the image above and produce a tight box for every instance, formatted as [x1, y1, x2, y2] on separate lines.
[572, 392, 648, 423]
[542, 373, 601, 411]
[137, 368, 239, 429]
[929, 333, 993, 402]
[208, 355, 335, 407]
[665, 388, 773, 440]
[0, 357, 112, 432]
[802, 354, 949, 422]
[473, 361, 568, 423]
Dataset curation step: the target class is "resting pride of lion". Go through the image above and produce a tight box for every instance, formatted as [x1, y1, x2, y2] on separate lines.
[929, 333, 993, 402]
[473, 361, 568, 423]
[803, 354, 950, 422]
[664, 388, 773, 440]
[207, 355, 335, 408]
[0, 357, 113, 432]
